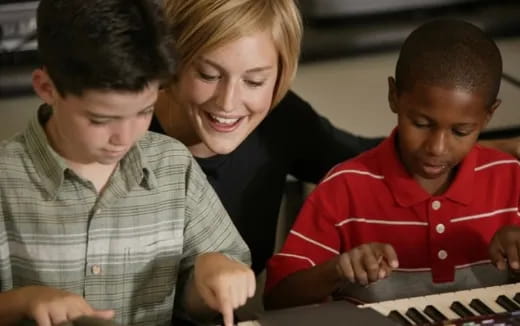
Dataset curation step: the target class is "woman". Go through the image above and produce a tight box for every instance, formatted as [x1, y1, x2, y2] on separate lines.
[152, 0, 519, 275]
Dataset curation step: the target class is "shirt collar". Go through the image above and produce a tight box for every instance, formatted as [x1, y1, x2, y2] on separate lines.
[379, 127, 476, 207]
[25, 104, 157, 199]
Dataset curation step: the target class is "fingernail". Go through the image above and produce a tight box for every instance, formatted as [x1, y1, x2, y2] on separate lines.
[379, 270, 386, 279]
[511, 261, 520, 269]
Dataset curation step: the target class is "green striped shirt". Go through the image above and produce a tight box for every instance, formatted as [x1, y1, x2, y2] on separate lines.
[0, 106, 251, 326]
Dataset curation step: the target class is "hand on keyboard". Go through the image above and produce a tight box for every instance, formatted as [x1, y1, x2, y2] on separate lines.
[489, 225, 520, 271]
[336, 242, 399, 286]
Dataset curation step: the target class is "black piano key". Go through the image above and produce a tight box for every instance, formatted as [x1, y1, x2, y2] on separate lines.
[388, 310, 413, 326]
[405, 307, 431, 325]
[469, 298, 495, 315]
[423, 305, 448, 322]
[497, 295, 520, 312]
[450, 301, 476, 318]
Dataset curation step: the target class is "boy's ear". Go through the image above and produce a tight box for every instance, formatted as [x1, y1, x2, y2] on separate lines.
[388, 77, 399, 114]
[483, 98, 501, 127]
[32, 68, 60, 105]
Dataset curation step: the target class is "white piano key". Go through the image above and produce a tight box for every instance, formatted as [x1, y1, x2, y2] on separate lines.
[360, 283, 520, 324]
[363, 298, 417, 325]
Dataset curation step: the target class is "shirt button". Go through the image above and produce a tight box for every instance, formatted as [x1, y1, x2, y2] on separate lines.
[95, 209, 102, 215]
[432, 200, 441, 210]
[91, 264, 102, 275]
[438, 250, 448, 260]
[436, 224, 445, 234]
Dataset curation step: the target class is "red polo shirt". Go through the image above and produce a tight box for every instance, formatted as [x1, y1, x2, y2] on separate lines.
[266, 130, 520, 293]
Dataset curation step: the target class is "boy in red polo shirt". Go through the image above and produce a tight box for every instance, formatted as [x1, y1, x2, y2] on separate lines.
[264, 19, 520, 310]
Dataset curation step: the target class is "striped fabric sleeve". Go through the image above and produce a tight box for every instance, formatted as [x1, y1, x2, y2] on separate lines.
[266, 179, 346, 292]
[174, 157, 251, 311]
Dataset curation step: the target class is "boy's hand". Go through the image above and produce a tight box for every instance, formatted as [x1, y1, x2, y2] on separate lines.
[489, 225, 520, 271]
[336, 243, 399, 286]
[20, 286, 114, 326]
[194, 253, 255, 326]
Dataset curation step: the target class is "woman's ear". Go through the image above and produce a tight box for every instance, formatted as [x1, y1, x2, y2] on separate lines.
[32, 68, 59, 105]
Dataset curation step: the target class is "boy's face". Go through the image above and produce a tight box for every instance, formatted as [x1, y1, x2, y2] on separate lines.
[388, 77, 500, 187]
[33, 69, 158, 165]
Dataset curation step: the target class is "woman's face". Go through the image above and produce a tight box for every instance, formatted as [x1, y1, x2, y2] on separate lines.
[175, 30, 279, 157]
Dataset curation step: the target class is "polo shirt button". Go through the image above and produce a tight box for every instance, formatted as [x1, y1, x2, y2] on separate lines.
[91, 264, 102, 275]
[438, 250, 448, 260]
[432, 200, 441, 210]
[436, 224, 445, 234]
[95, 209, 102, 215]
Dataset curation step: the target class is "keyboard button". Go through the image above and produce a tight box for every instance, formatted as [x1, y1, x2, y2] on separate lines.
[388, 310, 413, 325]
[405, 307, 431, 325]
[470, 298, 496, 315]
[423, 305, 448, 322]
[450, 301, 476, 318]
[497, 295, 520, 312]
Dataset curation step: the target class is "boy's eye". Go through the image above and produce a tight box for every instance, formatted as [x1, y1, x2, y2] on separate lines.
[452, 129, 471, 137]
[413, 121, 429, 128]
[90, 120, 109, 125]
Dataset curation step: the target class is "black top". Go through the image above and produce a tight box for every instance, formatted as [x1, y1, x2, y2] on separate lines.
[149, 90, 382, 273]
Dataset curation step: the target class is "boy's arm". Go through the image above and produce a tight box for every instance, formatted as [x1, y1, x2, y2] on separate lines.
[174, 157, 253, 326]
[263, 181, 345, 309]
[182, 253, 255, 325]
[0, 286, 114, 326]
[265, 243, 398, 310]
[264, 257, 341, 309]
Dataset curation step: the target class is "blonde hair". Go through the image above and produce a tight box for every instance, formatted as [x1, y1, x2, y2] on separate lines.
[163, 0, 302, 107]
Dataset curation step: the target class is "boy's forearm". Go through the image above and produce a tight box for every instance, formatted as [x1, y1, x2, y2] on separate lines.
[0, 288, 29, 325]
[264, 257, 342, 310]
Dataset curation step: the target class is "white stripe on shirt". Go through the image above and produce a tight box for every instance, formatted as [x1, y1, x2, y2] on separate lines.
[322, 170, 384, 183]
[335, 217, 428, 227]
[290, 230, 340, 255]
[475, 160, 520, 172]
[274, 253, 316, 266]
[451, 207, 519, 223]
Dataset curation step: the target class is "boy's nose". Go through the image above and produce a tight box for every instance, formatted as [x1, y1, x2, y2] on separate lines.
[426, 130, 448, 156]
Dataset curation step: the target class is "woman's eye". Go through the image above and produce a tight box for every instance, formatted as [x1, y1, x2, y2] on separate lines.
[245, 80, 265, 87]
[198, 71, 220, 81]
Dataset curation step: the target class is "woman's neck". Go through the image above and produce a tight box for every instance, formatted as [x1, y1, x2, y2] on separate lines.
[155, 88, 200, 146]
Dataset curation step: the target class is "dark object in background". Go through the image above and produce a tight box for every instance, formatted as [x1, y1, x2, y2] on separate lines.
[300, 0, 520, 62]
[2, 0, 520, 96]
[300, 0, 488, 19]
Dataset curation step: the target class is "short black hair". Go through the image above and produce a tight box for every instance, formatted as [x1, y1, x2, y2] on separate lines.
[37, 0, 175, 97]
[395, 19, 502, 106]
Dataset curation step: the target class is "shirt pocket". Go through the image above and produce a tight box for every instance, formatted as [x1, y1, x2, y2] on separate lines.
[120, 228, 184, 324]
